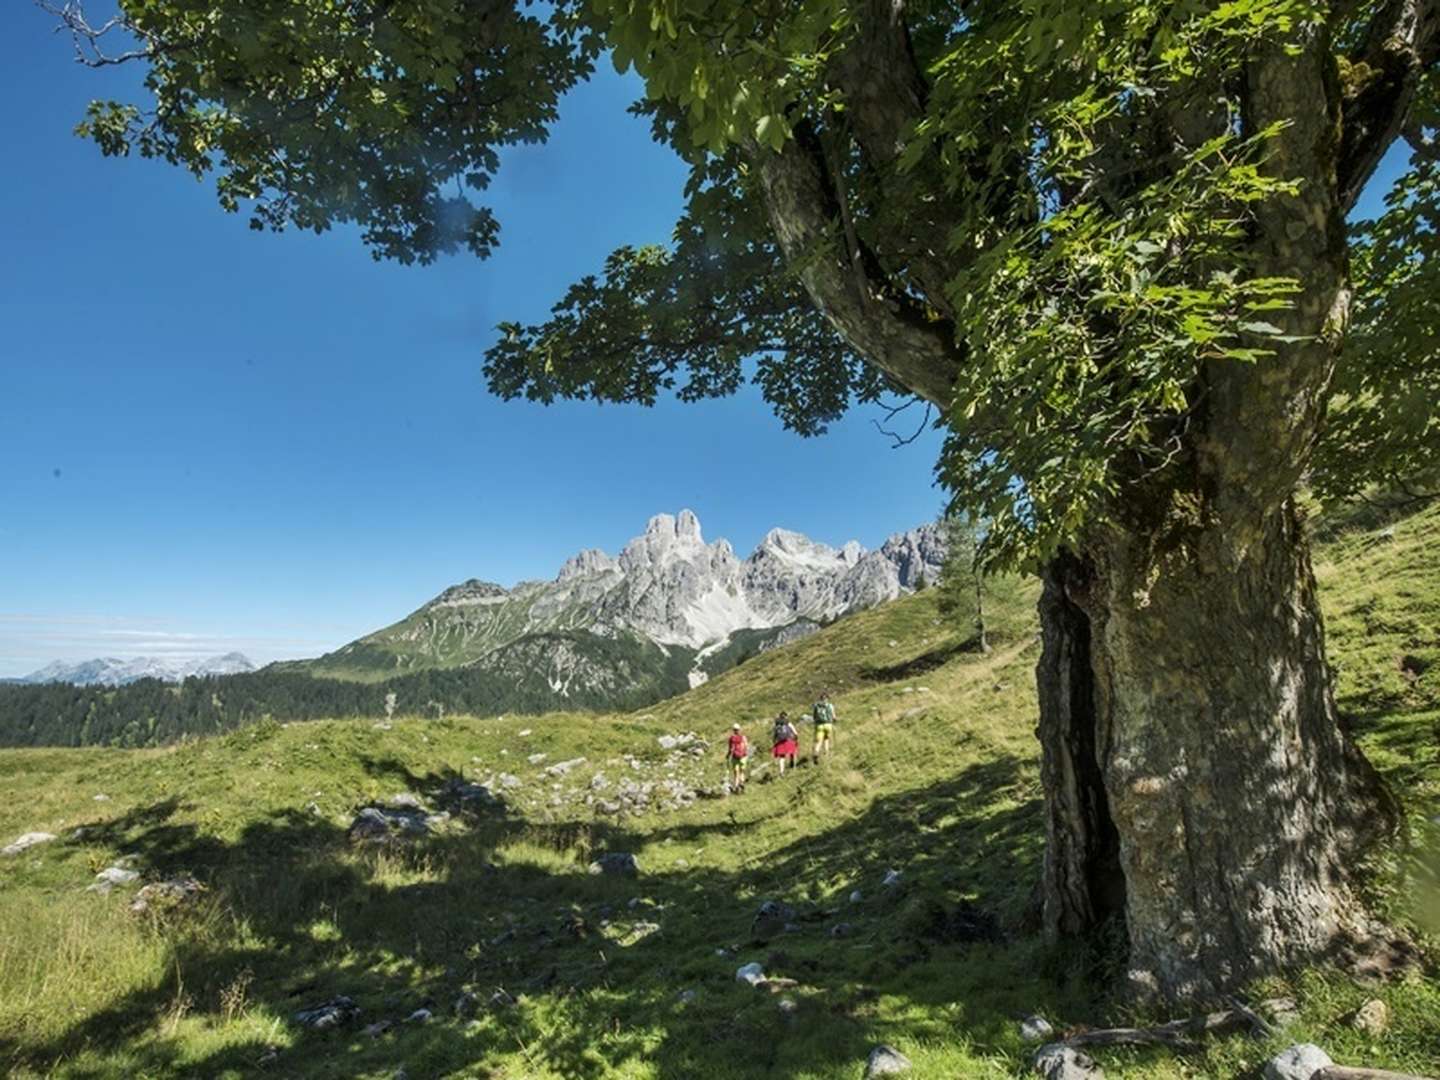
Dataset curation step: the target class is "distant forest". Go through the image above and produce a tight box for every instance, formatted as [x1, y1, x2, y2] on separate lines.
[0, 634, 692, 748]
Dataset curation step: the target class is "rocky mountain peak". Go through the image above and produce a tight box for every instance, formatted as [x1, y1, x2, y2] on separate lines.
[429, 579, 510, 608]
[557, 549, 619, 582]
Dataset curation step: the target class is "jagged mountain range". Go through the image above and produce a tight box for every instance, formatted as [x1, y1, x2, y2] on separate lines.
[298, 510, 945, 699]
[18, 652, 256, 687]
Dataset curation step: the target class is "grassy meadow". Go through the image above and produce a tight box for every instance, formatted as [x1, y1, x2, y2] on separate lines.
[1, 505, 1437, 1078]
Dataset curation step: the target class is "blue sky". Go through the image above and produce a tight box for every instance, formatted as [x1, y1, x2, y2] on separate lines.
[0, 6, 949, 675]
[0, 8, 1413, 677]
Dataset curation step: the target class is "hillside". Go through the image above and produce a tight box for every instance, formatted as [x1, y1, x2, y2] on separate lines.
[0, 506, 1437, 1078]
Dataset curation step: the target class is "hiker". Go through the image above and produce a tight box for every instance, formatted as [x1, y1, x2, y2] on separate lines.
[771, 711, 799, 776]
[812, 691, 836, 763]
[726, 722, 750, 793]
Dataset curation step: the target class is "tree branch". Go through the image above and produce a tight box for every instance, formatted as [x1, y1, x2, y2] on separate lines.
[1338, 0, 1440, 213]
[825, 0, 964, 319]
[37, 1, 154, 66]
[871, 397, 934, 447]
[746, 125, 960, 410]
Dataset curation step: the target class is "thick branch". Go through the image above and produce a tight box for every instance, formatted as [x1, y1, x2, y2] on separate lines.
[826, 0, 962, 319]
[747, 128, 960, 409]
[1338, 0, 1440, 212]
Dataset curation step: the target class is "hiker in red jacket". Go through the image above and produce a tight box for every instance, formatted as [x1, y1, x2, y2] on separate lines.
[771, 711, 799, 776]
[726, 723, 750, 793]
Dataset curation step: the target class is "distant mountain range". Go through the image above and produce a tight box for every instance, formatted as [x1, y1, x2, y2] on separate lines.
[17, 652, 255, 687]
[286, 510, 946, 703]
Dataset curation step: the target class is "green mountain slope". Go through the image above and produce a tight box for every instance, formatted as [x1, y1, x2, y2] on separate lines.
[1, 507, 1436, 1079]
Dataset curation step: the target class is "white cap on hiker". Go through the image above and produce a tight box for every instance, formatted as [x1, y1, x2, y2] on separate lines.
[732, 722, 740, 730]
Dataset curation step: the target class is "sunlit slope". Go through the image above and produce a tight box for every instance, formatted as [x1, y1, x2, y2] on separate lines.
[0, 507, 1436, 1079]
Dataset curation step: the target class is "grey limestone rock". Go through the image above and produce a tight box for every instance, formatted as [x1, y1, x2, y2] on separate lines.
[1033, 1044, 1104, 1079]
[589, 852, 640, 877]
[3, 832, 56, 857]
[865, 1044, 913, 1077]
[1263, 1044, 1333, 1080]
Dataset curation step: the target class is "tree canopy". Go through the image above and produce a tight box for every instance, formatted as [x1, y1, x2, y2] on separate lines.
[53, 0, 1438, 563]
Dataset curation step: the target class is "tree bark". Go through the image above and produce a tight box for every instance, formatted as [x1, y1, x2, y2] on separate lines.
[1036, 502, 1399, 1001]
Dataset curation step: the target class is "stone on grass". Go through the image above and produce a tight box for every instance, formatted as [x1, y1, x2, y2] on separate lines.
[88, 866, 140, 894]
[849, 889, 864, 904]
[386, 793, 424, 809]
[882, 868, 902, 888]
[130, 876, 203, 913]
[294, 996, 360, 1030]
[589, 852, 640, 877]
[405, 1008, 432, 1024]
[752, 900, 796, 941]
[735, 962, 766, 986]
[1033, 1044, 1104, 1079]
[527, 753, 548, 765]
[348, 806, 423, 842]
[830, 922, 854, 939]
[865, 1044, 913, 1077]
[676, 989, 697, 1005]
[1351, 998, 1389, 1037]
[1020, 1015, 1055, 1043]
[362, 1020, 392, 1038]
[1263, 1044, 1333, 1080]
[454, 992, 479, 1017]
[3, 832, 56, 857]
[778, 997, 798, 1016]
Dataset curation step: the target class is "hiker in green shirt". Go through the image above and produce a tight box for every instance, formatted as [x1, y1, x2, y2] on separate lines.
[812, 691, 836, 764]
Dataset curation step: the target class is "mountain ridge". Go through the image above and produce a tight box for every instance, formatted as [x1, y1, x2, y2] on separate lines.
[18, 651, 255, 687]
[298, 510, 946, 698]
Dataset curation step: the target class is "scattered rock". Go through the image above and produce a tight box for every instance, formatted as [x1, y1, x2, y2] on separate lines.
[454, 992, 479, 1017]
[589, 852, 640, 877]
[865, 1044, 913, 1077]
[405, 1008, 432, 1024]
[362, 1020, 393, 1038]
[777, 997, 798, 1017]
[348, 806, 429, 843]
[496, 773, 523, 790]
[1376, 526, 1397, 541]
[87, 866, 140, 894]
[830, 922, 854, 939]
[1263, 1044, 1334, 1080]
[1020, 1015, 1055, 1043]
[752, 900, 797, 941]
[545, 757, 586, 777]
[1033, 1044, 1104, 1079]
[517, 728, 532, 737]
[386, 793, 424, 810]
[736, 962, 766, 987]
[882, 868, 903, 888]
[3, 832, 56, 857]
[676, 989, 697, 1005]
[445, 779, 498, 806]
[849, 889, 864, 904]
[294, 996, 361, 1030]
[93, 793, 111, 802]
[131, 876, 203, 914]
[488, 988, 516, 1009]
[1262, 997, 1301, 1028]
[1350, 998, 1389, 1037]
[527, 753, 548, 765]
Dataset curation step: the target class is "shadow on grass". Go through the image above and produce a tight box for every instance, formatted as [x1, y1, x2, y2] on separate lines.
[10, 756, 1052, 1080]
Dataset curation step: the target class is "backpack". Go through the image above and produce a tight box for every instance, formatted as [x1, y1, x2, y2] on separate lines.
[774, 719, 794, 743]
[813, 700, 836, 725]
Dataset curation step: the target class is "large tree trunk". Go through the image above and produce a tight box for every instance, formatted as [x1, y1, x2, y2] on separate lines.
[1037, 504, 1399, 1001]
